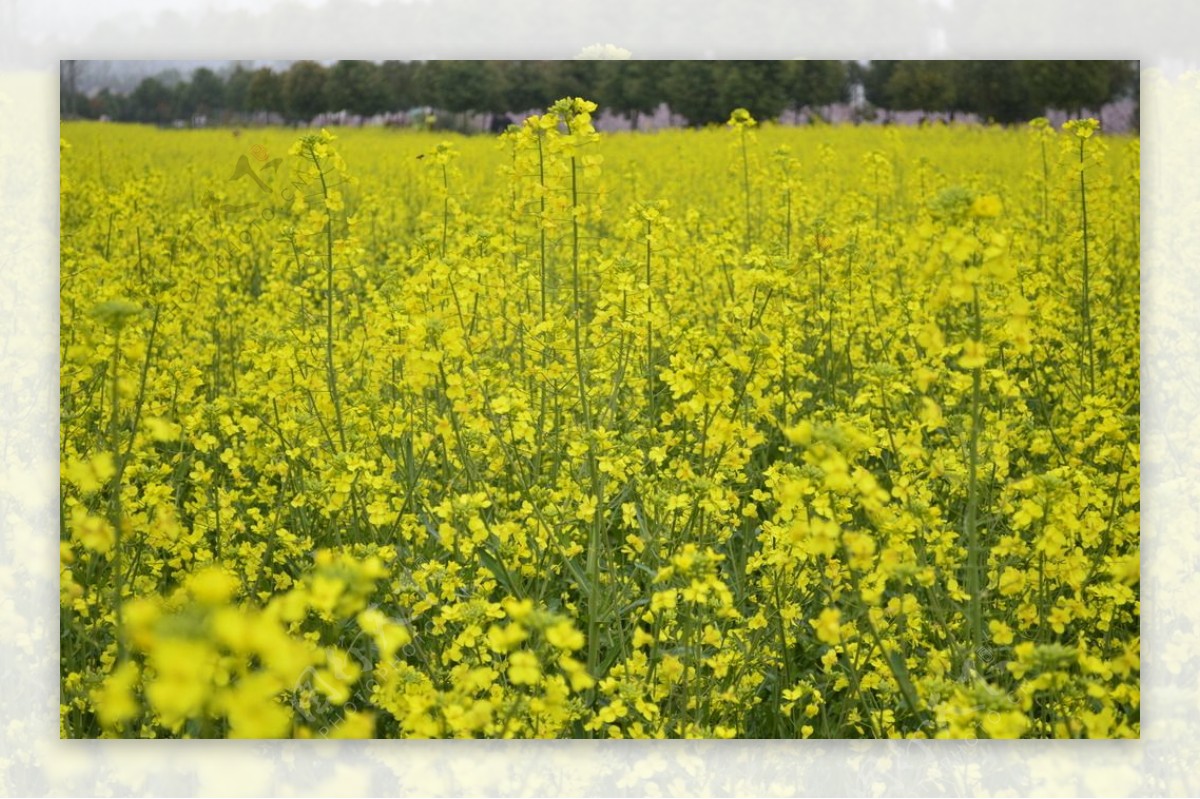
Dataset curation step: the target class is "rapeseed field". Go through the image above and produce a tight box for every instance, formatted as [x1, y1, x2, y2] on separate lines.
[59, 101, 1139, 738]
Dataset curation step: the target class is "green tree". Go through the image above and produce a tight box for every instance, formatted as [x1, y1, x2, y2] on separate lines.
[1113, 60, 1139, 131]
[716, 61, 789, 123]
[860, 60, 899, 109]
[544, 60, 603, 104]
[496, 60, 552, 114]
[380, 60, 418, 111]
[1109, 60, 1139, 101]
[600, 61, 667, 129]
[411, 61, 436, 107]
[224, 64, 253, 114]
[90, 88, 127, 121]
[421, 61, 503, 130]
[170, 80, 191, 121]
[663, 60, 726, 126]
[189, 67, 226, 118]
[247, 68, 283, 114]
[884, 61, 958, 116]
[283, 60, 329, 122]
[953, 61, 1039, 124]
[1022, 60, 1130, 118]
[324, 60, 388, 116]
[477, 62, 516, 122]
[782, 60, 849, 118]
[129, 76, 173, 124]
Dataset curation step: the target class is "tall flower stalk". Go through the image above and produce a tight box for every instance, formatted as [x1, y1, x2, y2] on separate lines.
[728, 108, 757, 251]
[91, 299, 143, 663]
[294, 129, 349, 452]
[1064, 118, 1100, 396]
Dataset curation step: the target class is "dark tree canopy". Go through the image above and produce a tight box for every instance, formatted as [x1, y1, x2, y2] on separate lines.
[180, 68, 224, 117]
[224, 65, 253, 114]
[782, 60, 850, 112]
[283, 61, 328, 122]
[380, 60, 419, 111]
[600, 60, 668, 129]
[128, 77, 173, 124]
[66, 59, 1138, 130]
[663, 61, 726, 126]
[883, 61, 958, 114]
[325, 60, 389, 117]
[247, 68, 283, 114]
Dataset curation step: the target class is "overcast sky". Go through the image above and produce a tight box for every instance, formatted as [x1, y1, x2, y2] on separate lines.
[7, 0, 1197, 83]
[18, 0, 343, 43]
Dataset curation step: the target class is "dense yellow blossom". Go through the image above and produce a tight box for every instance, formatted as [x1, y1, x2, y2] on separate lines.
[60, 110, 1137, 738]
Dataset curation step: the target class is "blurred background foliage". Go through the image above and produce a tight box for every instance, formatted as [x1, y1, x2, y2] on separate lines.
[59, 59, 1139, 131]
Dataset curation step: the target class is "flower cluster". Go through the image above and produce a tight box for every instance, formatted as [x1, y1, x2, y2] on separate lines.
[60, 111, 1137, 738]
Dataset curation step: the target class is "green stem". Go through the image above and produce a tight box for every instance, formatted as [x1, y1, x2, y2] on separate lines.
[784, 185, 792, 259]
[310, 144, 348, 453]
[441, 161, 450, 259]
[537, 134, 548, 323]
[1040, 136, 1049, 231]
[741, 127, 751, 251]
[645, 217, 655, 428]
[965, 287, 984, 668]
[570, 154, 602, 687]
[107, 327, 126, 664]
[1078, 137, 1095, 396]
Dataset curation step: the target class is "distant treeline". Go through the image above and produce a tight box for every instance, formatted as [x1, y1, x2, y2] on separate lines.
[59, 60, 1138, 129]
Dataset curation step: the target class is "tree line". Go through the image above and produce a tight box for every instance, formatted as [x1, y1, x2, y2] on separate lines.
[61, 60, 1137, 129]
[858, 60, 1138, 124]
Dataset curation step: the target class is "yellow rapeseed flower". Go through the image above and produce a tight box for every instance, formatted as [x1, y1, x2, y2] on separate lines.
[91, 661, 140, 730]
[811, 608, 842, 645]
[507, 650, 541, 686]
